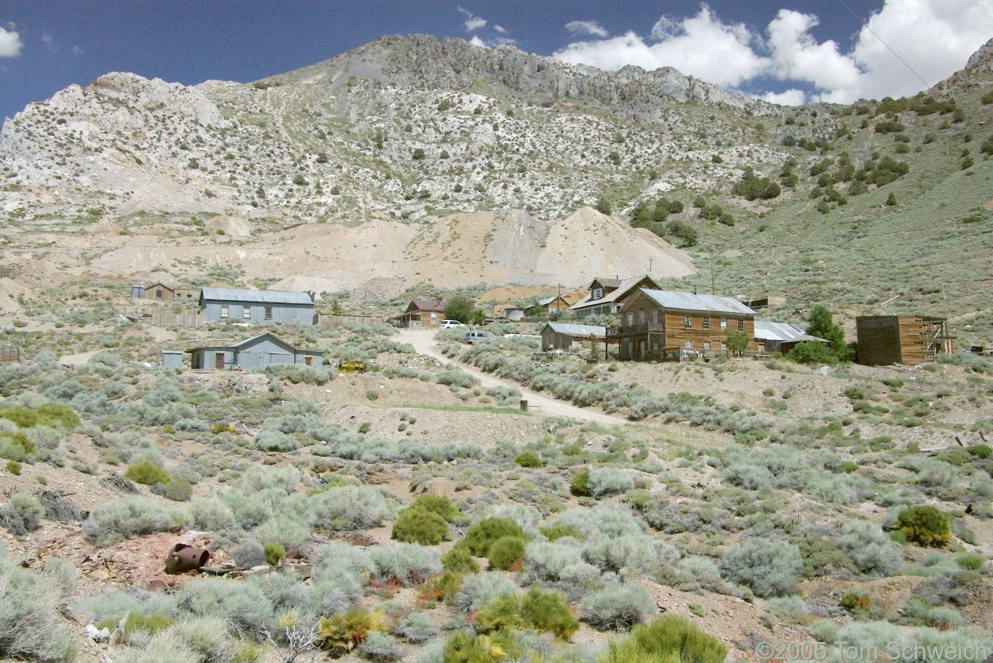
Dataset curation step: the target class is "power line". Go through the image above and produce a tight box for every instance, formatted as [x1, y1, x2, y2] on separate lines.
[836, 0, 933, 91]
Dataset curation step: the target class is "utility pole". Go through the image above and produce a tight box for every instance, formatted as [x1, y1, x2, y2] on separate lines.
[710, 263, 716, 295]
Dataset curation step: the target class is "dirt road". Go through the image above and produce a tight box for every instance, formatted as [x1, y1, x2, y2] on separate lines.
[397, 329, 628, 427]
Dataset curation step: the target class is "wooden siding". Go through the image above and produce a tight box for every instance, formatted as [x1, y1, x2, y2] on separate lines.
[201, 299, 314, 325]
[856, 316, 955, 366]
[617, 290, 757, 360]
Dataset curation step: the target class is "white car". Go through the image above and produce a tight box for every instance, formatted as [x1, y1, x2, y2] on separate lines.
[439, 319, 464, 329]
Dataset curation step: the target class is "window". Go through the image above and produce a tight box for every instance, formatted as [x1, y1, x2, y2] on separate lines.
[737, 318, 745, 332]
[721, 342, 728, 354]
[155, 289, 162, 299]
[264, 306, 273, 320]
[703, 341, 711, 351]
[720, 316, 727, 328]
[242, 306, 251, 320]
[627, 312, 634, 325]
[220, 305, 229, 319]
[592, 287, 604, 300]
[758, 342, 766, 355]
[653, 310, 660, 324]
[214, 352, 225, 369]
[702, 316, 710, 330]
[638, 309, 645, 324]
[684, 340, 693, 349]
[304, 356, 313, 366]
[684, 315, 692, 328]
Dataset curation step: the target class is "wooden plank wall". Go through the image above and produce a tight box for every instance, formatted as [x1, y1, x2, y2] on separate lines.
[663, 313, 757, 354]
[856, 316, 902, 365]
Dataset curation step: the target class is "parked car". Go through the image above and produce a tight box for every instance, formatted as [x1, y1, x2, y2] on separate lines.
[464, 331, 490, 343]
[439, 319, 464, 329]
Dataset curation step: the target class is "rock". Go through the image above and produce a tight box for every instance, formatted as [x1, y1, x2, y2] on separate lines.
[85, 624, 111, 643]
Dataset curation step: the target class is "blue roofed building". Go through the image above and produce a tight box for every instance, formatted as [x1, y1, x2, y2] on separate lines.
[188, 333, 322, 370]
[199, 288, 315, 325]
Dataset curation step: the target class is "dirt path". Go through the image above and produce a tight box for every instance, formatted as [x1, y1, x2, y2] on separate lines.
[397, 329, 628, 427]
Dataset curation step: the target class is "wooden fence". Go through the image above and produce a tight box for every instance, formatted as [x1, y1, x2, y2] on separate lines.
[315, 314, 385, 327]
[0, 344, 22, 364]
[136, 310, 205, 328]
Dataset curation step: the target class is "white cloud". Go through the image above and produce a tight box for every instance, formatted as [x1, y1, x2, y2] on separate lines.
[469, 35, 487, 48]
[72, 45, 83, 56]
[457, 6, 486, 32]
[760, 88, 807, 106]
[565, 20, 609, 38]
[494, 24, 507, 34]
[0, 24, 22, 57]
[551, 0, 993, 105]
[555, 6, 767, 86]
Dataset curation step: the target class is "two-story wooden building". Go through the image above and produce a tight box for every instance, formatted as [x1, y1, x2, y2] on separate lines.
[199, 288, 315, 325]
[856, 315, 955, 365]
[389, 298, 447, 328]
[615, 289, 757, 360]
[570, 275, 660, 319]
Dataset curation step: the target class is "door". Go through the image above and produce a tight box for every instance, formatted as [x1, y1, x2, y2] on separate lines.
[214, 352, 225, 369]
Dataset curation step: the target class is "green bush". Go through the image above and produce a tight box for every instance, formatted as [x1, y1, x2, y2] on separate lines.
[599, 615, 727, 663]
[160, 476, 193, 502]
[514, 451, 542, 467]
[458, 518, 526, 556]
[318, 607, 386, 657]
[896, 506, 951, 547]
[367, 541, 442, 586]
[452, 572, 518, 613]
[487, 536, 527, 571]
[125, 459, 170, 486]
[786, 341, 840, 365]
[587, 468, 635, 498]
[570, 470, 591, 497]
[967, 444, 992, 459]
[476, 587, 579, 640]
[443, 631, 519, 663]
[443, 546, 480, 574]
[721, 537, 802, 597]
[5, 460, 20, 475]
[392, 507, 449, 545]
[263, 542, 286, 566]
[540, 523, 582, 541]
[409, 494, 461, 522]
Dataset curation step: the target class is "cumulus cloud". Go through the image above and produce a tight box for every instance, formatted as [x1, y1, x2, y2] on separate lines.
[565, 20, 609, 38]
[551, 0, 993, 105]
[761, 89, 807, 106]
[457, 6, 486, 32]
[555, 6, 768, 86]
[0, 24, 22, 57]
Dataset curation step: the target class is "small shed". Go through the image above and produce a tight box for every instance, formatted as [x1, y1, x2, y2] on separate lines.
[503, 307, 526, 322]
[753, 320, 827, 355]
[146, 283, 176, 301]
[540, 322, 606, 350]
[188, 333, 322, 370]
[856, 315, 956, 366]
[160, 350, 184, 369]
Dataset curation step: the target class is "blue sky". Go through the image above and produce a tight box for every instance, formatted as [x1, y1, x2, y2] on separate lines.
[0, 1, 990, 120]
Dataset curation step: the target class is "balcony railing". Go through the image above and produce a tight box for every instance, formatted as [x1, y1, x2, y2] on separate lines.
[614, 322, 666, 334]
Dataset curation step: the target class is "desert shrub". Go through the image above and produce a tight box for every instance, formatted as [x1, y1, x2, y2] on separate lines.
[84, 497, 182, 547]
[721, 537, 802, 597]
[231, 541, 266, 568]
[443, 631, 519, 663]
[0, 493, 45, 535]
[570, 469, 591, 496]
[600, 615, 727, 663]
[0, 550, 77, 661]
[252, 430, 299, 452]
[252, 513, 311, 549]
[157, 476, 193, 502]
[836, 520, 903, 576]
[393, 507, 449, 545]
[580, 583, 655, 631]
[368, 542, 442, 586]
[263, 542, 286, 566]
[318, 607, 387, 658]
[956, 553, 984, 571]
[190, 498, 235, 532]
[452, 572, 519, 613]
[487, 535, 527, 571]
[675, 555, 723, 591]
[307, 485, 391, 531]
[458, 518, 526, 556]
[896, 506, 951, 547]
[360, 631, 401, 661]
[118, 616, 249, 663]
[175, 577, 274, 637]
[395, 611, 437, 643]
[587, 468, 635, 498]
[583, 535, 660, 576]
[552, 505, 646, 540]
[310, 567, 364, 618]
[476, 587, 579, 640]
[514, 451, 542, 468]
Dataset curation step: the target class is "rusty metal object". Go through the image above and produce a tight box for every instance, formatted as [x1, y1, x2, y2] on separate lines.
[164, 543, 210, 574]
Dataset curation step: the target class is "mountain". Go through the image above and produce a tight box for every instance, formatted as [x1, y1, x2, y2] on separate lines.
[1, 35, 992, 341]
